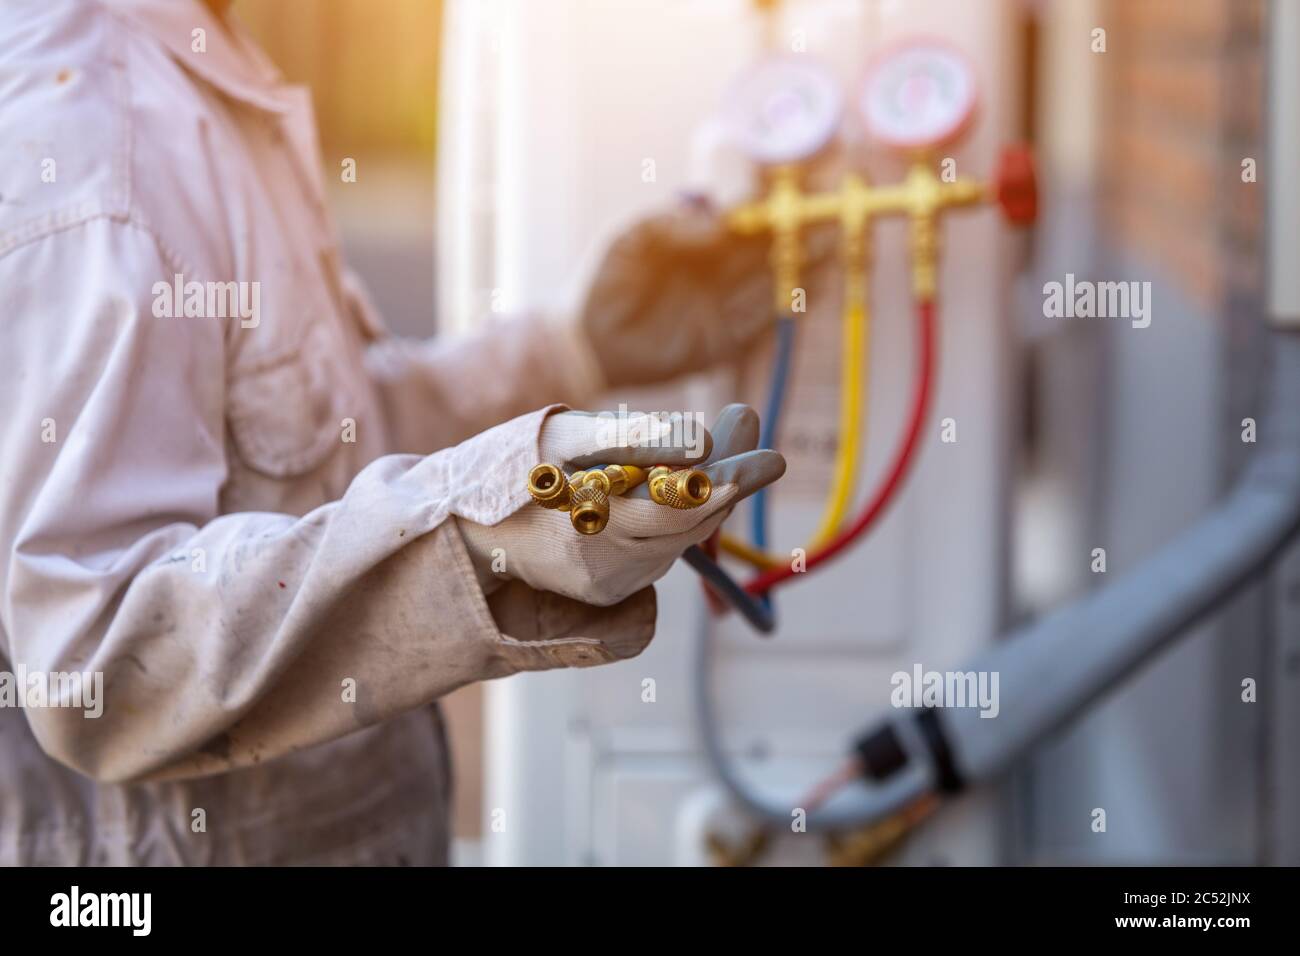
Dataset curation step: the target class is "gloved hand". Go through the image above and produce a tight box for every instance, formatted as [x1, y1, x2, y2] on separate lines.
[458, 404, 782, 607]
[578, 200, 837, 387]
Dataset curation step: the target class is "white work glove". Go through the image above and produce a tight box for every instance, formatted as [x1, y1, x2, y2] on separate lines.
[578, 200, 839, 387]
[458, 404, 782, 607]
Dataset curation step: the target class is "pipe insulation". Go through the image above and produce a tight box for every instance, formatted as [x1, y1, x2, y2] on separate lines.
[901, 331, 1300, 787]
[903, 0, 1300, 788]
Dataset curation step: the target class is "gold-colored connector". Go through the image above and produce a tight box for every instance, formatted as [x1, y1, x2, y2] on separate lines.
[570, 477, 611, 535]
[528, 463, 572, 510]
[705, 827, 772, 868]
[727, 156, 991, 304]
[567, 467, 647, 534]
[648, 466, 712, 509]
[728, 164, 813, 313]
[823, 795, 938, 867]
[527, 462, 705, 534]
[602, 464, 647, 496]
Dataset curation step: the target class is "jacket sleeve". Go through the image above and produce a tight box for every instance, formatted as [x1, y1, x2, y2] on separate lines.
[347, 269, 608, 455]
[0, 217, 651, 784]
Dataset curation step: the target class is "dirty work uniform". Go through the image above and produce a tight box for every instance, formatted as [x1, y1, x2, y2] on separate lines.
[0, 0, 650, 865]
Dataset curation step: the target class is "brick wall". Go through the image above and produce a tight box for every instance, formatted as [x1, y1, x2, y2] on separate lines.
[1099, 0, 1265, 308]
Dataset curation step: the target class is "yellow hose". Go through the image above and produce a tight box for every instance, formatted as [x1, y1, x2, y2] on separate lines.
[810, 293, 867, 547]
[718, 534, 783, 571]
[720, 271, 870, 569]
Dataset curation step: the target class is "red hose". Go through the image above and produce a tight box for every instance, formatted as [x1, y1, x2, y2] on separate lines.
[744, 298, 938, 597]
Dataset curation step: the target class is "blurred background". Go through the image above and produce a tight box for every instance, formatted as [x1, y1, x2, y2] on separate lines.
[241, 0, 442, 333]
[238, 0, 1293, 865]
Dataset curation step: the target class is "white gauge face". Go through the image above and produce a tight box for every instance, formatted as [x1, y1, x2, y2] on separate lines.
[860, 42, 977, 150]
[722, 58, 843, 165]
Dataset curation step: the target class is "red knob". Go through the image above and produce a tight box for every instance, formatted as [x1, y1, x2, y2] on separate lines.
[994, 144, 1037, 225]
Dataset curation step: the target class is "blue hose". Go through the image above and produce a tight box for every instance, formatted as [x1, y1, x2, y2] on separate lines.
[602, 317, 796, 636]
[683, 545, 774, 634]
[750, 314, 796, 611]
[592, 465, 775, 634]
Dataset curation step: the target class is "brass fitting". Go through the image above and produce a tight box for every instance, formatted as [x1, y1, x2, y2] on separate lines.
[566, 467, 647, 535]
[602, 464, 647, 496]
[578, 470, 612, 495]
[570, 474, 611, 535]
[648, 466, 712, 509]
[728, 156, 994, 306]
[883, 161, 984, 300]
[529, 462, 698, 533]
[729, 164, 816, 314]
[528, 463, 572, 510]
[705, 827, 772, 868]
[823, 795, 938, 867]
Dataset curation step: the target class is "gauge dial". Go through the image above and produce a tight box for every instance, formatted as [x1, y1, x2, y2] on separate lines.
[722, 58, 843, 165]
[860, 41, 977, 150]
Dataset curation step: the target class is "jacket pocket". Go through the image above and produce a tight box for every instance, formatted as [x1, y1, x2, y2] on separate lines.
[226, 325, 347, 479]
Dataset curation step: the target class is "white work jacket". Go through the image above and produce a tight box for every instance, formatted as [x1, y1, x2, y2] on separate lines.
[0, 0, 650, 864]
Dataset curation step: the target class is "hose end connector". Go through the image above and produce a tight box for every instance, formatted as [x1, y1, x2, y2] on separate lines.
[528, 463, 572, 509]
[603, 464, 647, 496]
[570, 481, 611, 535]
[648, 466, 712, 509]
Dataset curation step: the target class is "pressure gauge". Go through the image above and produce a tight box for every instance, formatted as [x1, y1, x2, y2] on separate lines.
[722, 58, 843, 165]
[860, 40, 978, 150]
